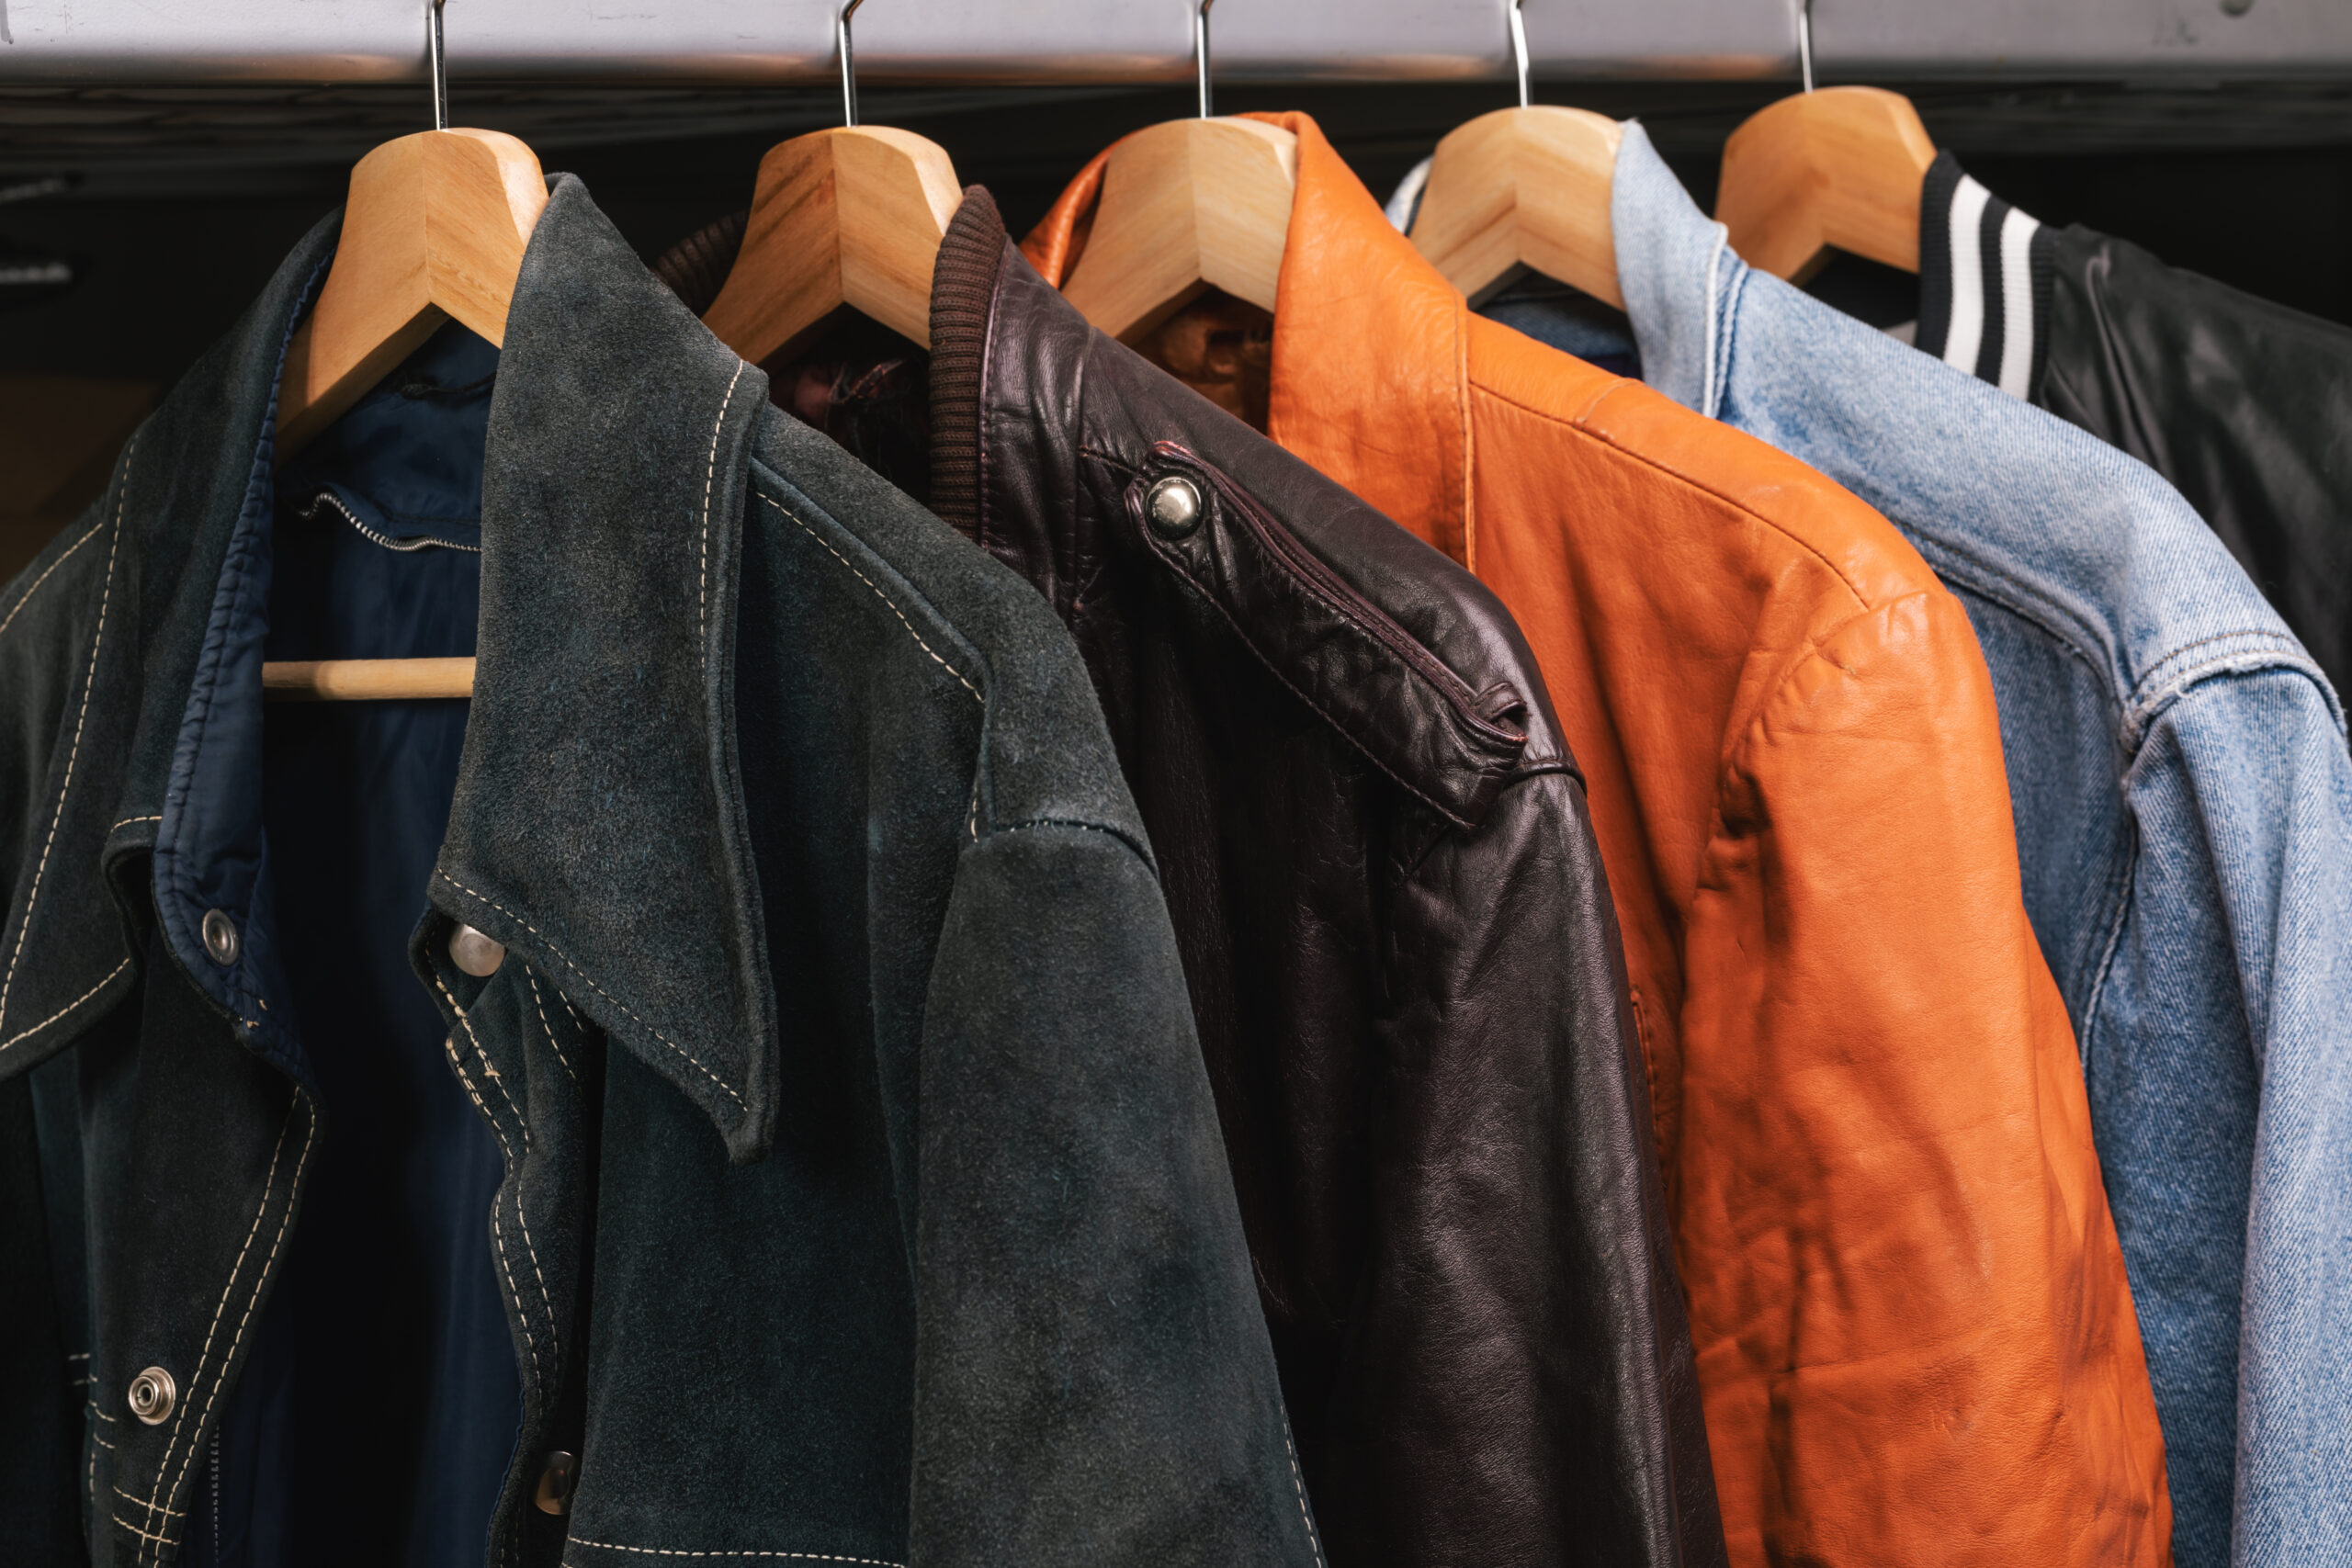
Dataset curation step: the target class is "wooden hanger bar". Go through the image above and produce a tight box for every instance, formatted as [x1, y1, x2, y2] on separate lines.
[1409, 105, 1623, 310]
[1715, 85, 1937, 283]
[263, 658, 476, 700]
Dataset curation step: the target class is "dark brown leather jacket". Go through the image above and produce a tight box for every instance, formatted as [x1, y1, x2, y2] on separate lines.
[661, 190, 1725, 1568]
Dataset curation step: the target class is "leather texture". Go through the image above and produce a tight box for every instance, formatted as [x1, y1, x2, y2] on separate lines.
[1025, 118, 2172, 1568]
[932, 189, 1728, 1568]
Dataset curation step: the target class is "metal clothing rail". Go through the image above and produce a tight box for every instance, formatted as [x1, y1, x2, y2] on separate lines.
[1, 0, 2348, 85]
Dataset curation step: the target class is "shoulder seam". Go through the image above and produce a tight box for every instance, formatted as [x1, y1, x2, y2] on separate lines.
[1464, 374, 1878, 615]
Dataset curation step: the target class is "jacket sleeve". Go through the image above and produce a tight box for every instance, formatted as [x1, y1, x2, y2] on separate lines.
[908, 818, 1325, 1568]
[1317, 766, 1725, 1568]
[1678, 589, 2171, 1567]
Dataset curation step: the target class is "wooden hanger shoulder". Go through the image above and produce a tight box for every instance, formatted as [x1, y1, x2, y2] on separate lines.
[1409, 104, 1623, 309]
[701, 125, 962, 367]
[1715, 85, 1937, 282]
[1059, 116, 1298, 344]
[277, 129, 546, 456]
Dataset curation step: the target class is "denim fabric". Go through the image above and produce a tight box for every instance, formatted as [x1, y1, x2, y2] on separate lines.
[1589, 121, 2352, 1568]
[0, 175, 1318, 1567]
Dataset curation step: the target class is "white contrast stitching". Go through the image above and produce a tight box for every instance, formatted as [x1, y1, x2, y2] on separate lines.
[433, 871, 744, 1108]
[436, 976, 560, 1363]
[109, 815, 162, 832]
[137, 1097, 295, 1542]
[752, 491, 981, 705]
[90, 1432, 114, 1450]
[437, 1021, 549, 1388]
[702, 360, 748, 660]
[147, 1094, 315, 1565]
[565, 1538, 906, 1565]
[0, 441, 131, 1045]
[111, 1512, 174, 1547]
[526, 971, 581, 1087]
[0, 512, 107, 643]
[0, 957, 130, 1055]
[113, 1484, 184, 1517]
[1282, 1418, 1328, 1567]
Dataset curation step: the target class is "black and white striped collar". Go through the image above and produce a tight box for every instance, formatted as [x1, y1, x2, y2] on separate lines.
[1915, 151, 2055, 401]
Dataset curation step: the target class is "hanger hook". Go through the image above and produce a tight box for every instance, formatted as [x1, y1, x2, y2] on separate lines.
[1796, 0, 1815, 93]
[1194, 0, 1216, 118]
[426, 0, 448, 131]
[838, 0, 866, 129]
[1508, 0, 1531, 110]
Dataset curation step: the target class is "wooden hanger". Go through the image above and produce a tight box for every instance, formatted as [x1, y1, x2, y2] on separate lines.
[1407, 3, 1621, 310]
[702, 0, 961, 365]
[1057, 0, 1298, 344]
[1713, 1, 1936, 283]
[264, 0, 544, 703]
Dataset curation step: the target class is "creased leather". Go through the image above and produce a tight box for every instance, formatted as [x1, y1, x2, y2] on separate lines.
[937, 187, 1726, 1568]
[1026, 118, 2171, 1568]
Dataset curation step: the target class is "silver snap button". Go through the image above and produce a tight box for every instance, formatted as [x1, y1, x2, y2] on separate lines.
[534, 1450, 579, 1516]
[1145, 475, 1204, 539]
[449, 924, 506, 978]
[200, 908, 240, 967]
[128, 1366, 176, 1426]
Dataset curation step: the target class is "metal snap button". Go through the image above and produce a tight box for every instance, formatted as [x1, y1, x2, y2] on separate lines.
[534, 1450, 579, 1516]
[1144, 475, 1204, 539]
[128, 1366, 175, 1426]
[449, 923, 505, 978]
[200, 908, 240, 967]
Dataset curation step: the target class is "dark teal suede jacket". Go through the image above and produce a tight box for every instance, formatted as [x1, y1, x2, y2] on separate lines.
[0, 175, 1322, 1568]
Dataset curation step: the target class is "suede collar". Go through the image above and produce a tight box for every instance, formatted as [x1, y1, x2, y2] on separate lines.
[0, 175, 785, 1160]
[1020, 111, 1477, 570]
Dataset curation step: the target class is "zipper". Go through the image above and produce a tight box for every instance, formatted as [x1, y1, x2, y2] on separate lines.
[209, 1437, 221, 1562]
[1159, 446, 1526, 749]
[300, 490, 481, 555]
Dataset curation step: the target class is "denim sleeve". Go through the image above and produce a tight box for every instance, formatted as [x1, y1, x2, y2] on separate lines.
[908, 819, 1323, 1568]
[2132, 671, 2352, 1567]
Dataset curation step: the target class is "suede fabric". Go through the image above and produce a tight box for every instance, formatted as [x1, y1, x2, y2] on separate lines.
[0, 174, 1316, 1568]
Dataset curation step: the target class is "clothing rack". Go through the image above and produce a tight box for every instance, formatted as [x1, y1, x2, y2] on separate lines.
[6, 0, 2350, 84]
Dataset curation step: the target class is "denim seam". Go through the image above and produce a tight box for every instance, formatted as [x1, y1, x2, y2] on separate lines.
[527, 970, 582, 1088]
[2123, 646, 2333, 749]
[0, 510, 107, 644]
[0, 441, 130, 1051]
[563, 1540, 904, 1565]
[434, 870, 746, 1110]
[110, 816, 163, 832]
[140, 1089, 316, 1567]
[440, 1025, 546, 1397]
[751, 491, 982, 705]
[701, 360, 750, 660]
[2075, 838, 2140, 1083]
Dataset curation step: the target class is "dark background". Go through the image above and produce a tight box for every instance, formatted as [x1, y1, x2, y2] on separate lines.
[3, 74, 2348, 571]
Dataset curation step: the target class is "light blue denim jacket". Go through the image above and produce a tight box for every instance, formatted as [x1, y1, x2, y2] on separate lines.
[1555, 122, 2352, 1568]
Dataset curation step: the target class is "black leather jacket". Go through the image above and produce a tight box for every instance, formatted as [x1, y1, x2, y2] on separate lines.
[663, 190, 1725, 1568]
[0, 175, 1317, 1568]
[1917, 149, 2352, 701]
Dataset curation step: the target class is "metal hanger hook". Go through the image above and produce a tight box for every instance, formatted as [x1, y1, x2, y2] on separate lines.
[838, 0, 866, 129]
[1796, 0, 1815, 93]
[1508, 0, 1531, 110]
[1194, 0, 1216, 118]
[426, 0, 448, 131]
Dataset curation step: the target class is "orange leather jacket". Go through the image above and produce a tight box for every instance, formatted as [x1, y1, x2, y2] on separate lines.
[1026, 115, 2171, 1568]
